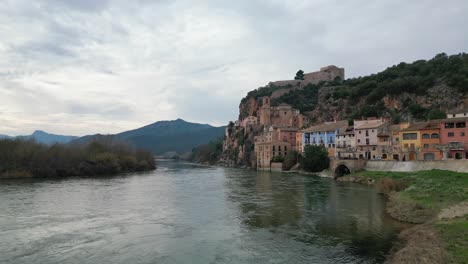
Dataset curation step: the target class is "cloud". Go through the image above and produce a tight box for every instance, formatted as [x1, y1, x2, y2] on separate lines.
[0, 0, 467, 135]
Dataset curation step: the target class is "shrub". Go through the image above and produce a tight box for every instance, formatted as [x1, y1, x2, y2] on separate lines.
[300, 145, 329, 172]
[375, 177, 410, 195]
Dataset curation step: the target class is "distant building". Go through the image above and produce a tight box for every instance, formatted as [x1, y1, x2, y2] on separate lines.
[447, 108, 468, 119]
[269, 65, 345, 88]
[439, 117, 468, 159]
[254, 126, 297, 170]
[241, 116, 258, 127]
[257, 97, 310, 128]
[353, 118, 388, 160]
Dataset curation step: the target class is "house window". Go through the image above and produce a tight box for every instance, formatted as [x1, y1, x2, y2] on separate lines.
[445, 123, 455, 128]
[366, 138, 369, 145]
[358, 139, 361, 143]
[366, 130, 369, 136]
[272, 146, 276, 151]
[284, 146, 287, 151]
[404, 144, 408, 148]
[396, 137, 399, 142]
[453, 114, 456, 118]
[422, 133, 430, 139]
[431, 133, 439, 139]
[278, 146, 281, 151]
[424, 144, 429, 148]
[403, 133, 418, 140]
[359, 131, 361, 134]
[461, 132, 465, 137]
[448, 132, 455, 137]
[456, 122, 466, 128]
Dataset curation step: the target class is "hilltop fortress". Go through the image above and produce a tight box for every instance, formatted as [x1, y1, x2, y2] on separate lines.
[268, 65, 345, 88]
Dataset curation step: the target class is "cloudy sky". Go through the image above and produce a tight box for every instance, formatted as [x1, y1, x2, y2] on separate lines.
[1, 0, 467, 136]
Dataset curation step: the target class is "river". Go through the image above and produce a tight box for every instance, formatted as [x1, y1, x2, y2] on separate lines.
[0, 160, 406, 263]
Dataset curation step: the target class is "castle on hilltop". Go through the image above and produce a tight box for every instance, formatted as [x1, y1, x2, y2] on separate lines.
[268, 65, 345, 88]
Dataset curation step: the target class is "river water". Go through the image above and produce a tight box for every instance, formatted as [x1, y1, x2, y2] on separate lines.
[0, 160, 406, 264]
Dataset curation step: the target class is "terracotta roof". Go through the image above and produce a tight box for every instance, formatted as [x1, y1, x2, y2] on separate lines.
[390, 124, 403, 132]
[336, 127, 354, 136]
[400, 120, 440, 132]
[354, 121, 387, 130]
[302, 120, 348, 133]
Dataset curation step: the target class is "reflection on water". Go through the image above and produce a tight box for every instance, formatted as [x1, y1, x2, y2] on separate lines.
[0, 160, 406, 264]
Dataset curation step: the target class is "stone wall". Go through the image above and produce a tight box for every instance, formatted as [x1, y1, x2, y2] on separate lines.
[270, 162, 283, 172]
[366, 160, 468, 173]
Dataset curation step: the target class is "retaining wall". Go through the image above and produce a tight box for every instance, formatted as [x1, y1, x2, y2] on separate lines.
[366, 160, 468, 173]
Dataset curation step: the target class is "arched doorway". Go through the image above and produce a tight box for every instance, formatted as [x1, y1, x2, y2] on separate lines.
[335, 164, 351, 178]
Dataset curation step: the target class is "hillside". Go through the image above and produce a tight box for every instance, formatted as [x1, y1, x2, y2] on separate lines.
[240, 53, 468, 124]
[72, 119, 225, 155]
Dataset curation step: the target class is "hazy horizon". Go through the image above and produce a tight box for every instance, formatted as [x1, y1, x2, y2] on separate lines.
[1, 0, 467, 136]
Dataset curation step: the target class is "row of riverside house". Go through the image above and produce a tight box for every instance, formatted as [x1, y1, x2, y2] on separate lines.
[300, 109, 468, 161]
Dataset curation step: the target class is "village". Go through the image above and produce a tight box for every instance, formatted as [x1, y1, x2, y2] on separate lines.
[229, 66, 468, 171]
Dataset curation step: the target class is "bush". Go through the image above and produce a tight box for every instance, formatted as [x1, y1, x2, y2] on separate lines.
[283, 151, 299, 171]
[300, 145, 329, 172]
[375, 177, 410, 195]
[271, 155, 284, 163]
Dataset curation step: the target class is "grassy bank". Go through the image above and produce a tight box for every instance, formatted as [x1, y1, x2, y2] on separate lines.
[339, 170, 468, 263]
[352, 170, 467, 213]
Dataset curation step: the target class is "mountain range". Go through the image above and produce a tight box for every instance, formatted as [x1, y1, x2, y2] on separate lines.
[2, 130, 78, 145]
[1, 119, 225, 155]
[74, 119, 225, 155]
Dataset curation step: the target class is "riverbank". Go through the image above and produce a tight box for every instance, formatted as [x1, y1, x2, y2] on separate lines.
[0, 138, 156, 180]
[337, 170, 468, 263]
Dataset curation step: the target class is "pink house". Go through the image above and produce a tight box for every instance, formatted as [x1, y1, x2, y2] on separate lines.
[440, 117, 468, 159]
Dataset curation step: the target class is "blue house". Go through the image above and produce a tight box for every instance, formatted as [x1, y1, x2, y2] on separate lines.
[301, 120, 349, 155]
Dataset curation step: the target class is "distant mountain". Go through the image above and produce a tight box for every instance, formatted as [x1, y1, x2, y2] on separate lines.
[0, 134, 12, 139]
[72, 119, 226, 155]
[18, 130, 78, 145]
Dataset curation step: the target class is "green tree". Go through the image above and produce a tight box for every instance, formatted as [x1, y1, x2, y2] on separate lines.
[300, 145, 329, 172]
[294, 70, 305, 80]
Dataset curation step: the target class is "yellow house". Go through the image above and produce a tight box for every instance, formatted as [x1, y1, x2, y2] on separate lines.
[399, 122, 426, 161]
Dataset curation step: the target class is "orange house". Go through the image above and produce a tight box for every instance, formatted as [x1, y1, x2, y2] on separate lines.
[419, 121, 443, 160]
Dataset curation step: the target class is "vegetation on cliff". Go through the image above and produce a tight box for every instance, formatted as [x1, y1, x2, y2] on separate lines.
[340, 170, 468, 263]
[190, 138, 223, 165]
[0, 136, 155, 179]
